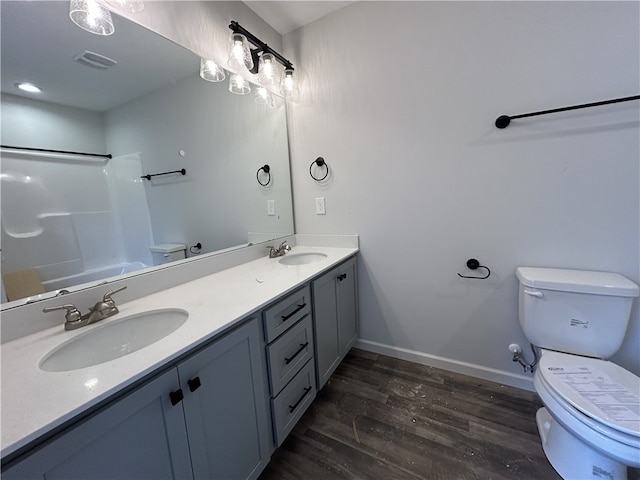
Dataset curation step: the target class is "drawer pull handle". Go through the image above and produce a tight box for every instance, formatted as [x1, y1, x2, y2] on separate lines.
[284, 342, 309, 365]
[169, 389, 184, 406]
[288, 386, 312, 413]
[281, 303, 307, 322]
[187, 376, 201, 392]
[338, 273, 347, 281]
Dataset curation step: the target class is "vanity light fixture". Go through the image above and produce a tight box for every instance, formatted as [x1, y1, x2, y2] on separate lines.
[69, 0, 115, 36]
[228, 32, 254, 71]
[200, 58, 226, 83]
[280, 68, 299, 98]
[257, 53, 279, 86]
[228, 73, 251, 95]
[228, 21, 298, 93]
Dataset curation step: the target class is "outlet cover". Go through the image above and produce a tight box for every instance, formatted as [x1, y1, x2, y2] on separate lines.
[267, 199, 275, 216]
[315, 197, 326, 215]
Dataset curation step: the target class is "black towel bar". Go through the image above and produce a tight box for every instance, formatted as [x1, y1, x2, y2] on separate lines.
[141, 168, 186, 181]
[495, 95, 640, 129]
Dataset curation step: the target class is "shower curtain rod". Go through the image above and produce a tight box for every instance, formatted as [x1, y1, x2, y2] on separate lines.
[0, 144, 112, 159]
[495, 94, 640, 128]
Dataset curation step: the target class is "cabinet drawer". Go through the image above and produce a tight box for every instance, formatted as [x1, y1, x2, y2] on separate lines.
[266, 315, 314, 396]
[263, 286, 311, 343]
[271, 360, 316, 446]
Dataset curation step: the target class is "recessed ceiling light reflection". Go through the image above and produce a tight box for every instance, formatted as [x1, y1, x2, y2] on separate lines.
[15, 82, 42, 93]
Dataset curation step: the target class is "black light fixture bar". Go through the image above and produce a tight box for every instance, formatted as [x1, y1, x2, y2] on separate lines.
[495, 94, 640, 129]
[229, 20, 294, 73]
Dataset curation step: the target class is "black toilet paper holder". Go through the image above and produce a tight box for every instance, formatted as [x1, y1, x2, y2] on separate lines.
[457, 258, 491, 280]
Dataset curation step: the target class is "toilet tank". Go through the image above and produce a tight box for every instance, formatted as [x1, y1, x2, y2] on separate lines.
[516, 267, 639, 359]
[149, 243, 186, 266]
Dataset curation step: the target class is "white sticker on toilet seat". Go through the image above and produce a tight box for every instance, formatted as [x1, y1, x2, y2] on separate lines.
[547, 366, 640, 428]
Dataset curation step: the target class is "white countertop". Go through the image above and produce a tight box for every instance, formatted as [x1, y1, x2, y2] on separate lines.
[1, 245, 358, 459]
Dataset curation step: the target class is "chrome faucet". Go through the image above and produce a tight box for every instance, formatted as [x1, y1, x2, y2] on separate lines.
[43, 286, 127, 331]
[266, 241, 291, 258]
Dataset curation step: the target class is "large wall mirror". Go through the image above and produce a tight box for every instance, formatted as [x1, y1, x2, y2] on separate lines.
[0, 1, 294, 307]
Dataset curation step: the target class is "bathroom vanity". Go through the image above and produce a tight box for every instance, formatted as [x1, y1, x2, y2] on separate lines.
[0, 239, 359, 480]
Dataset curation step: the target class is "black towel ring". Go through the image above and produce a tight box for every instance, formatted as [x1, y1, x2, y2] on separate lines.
[309, 157, 329, 181]
[256, 164, 271, 186]
[457, 258, 491, 280]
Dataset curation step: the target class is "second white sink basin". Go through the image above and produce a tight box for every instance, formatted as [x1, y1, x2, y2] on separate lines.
[279, 252, 328, 265]
[39, 308, 188, 372]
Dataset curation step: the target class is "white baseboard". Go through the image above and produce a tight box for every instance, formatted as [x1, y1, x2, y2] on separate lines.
[354, 339, 535, 392]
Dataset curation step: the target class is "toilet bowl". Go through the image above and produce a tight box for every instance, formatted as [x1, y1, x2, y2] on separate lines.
[533, 350, 639, 479]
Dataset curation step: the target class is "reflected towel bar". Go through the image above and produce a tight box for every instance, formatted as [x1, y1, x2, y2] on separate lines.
[495, 95, 640, 129]
[141, 168, 186, 181]
[1, 144, 112, 159]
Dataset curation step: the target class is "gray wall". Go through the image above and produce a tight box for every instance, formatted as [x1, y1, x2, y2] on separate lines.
[284, 1, 640, 386]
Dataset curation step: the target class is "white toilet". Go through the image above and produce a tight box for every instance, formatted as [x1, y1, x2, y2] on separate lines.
[516, 267, 640, 480]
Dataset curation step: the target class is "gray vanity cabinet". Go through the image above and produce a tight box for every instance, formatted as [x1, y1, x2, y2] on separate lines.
[312, 256, 359, 389]
[2, 368, 193, 480]
[178, 318, 271, 480]
[3, 318, 270, 480]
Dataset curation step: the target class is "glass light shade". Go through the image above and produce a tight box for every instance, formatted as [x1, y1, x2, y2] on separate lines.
[257, 53, 279, 85]
[200, 58, 226, 82]
[280, 68, 299, 98]
[227, 33, 253, 72]
[228, 73, 251, 95]
[69, 0, 115, 36]
[105, 0, 144, 13]
[254, 86, 273, 106]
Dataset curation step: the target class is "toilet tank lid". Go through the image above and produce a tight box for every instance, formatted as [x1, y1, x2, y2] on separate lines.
[516, 267, 639, 297]
[150, 243, 186, 253]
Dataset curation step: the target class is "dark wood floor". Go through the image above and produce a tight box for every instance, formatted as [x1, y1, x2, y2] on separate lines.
[259, 348, 638, 480]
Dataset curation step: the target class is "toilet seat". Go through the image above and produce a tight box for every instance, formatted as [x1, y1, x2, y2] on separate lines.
[537, 350, 640, 443]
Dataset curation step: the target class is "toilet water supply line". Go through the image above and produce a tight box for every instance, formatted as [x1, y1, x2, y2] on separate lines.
[509, 343, 538, 373]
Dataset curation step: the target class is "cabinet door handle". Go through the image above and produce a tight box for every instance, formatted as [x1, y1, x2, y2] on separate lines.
[169, 389, 184, 406]
[337, 273, 347, 281]
[288, 386, 312, 413]
[284, 342, 309, 365]
[187, 376, 202, 392]
[281, 303, 307, 322]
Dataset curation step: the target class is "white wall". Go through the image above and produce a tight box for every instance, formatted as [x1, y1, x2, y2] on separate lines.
[1, 94, 106, 152]
[284, 1, 640, 387]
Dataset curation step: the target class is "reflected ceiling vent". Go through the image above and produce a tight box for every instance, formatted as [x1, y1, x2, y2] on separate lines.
[72, 50, 117, 70]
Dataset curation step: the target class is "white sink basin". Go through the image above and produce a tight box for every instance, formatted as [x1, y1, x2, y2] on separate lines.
[39, 308, 189, 372]
[279, 252, 328, 265]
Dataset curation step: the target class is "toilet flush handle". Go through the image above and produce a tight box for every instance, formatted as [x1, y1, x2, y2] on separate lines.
[524, 289, 543, 298]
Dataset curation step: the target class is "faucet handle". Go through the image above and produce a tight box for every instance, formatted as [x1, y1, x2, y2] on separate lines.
[279, 241, 291, 251]
[103, 285, 127, 303]
[43, 304, 82, 323]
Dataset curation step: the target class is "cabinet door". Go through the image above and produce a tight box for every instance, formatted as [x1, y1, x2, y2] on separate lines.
[312, 266, 341, 390]
[337, 256, 358, 356]
[3, 369, 193, 480]
[178, 319, 270, 480]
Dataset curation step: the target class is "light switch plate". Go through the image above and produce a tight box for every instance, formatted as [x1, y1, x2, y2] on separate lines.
[267, 199, 275, 216]
[315, 197, 326, 215]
